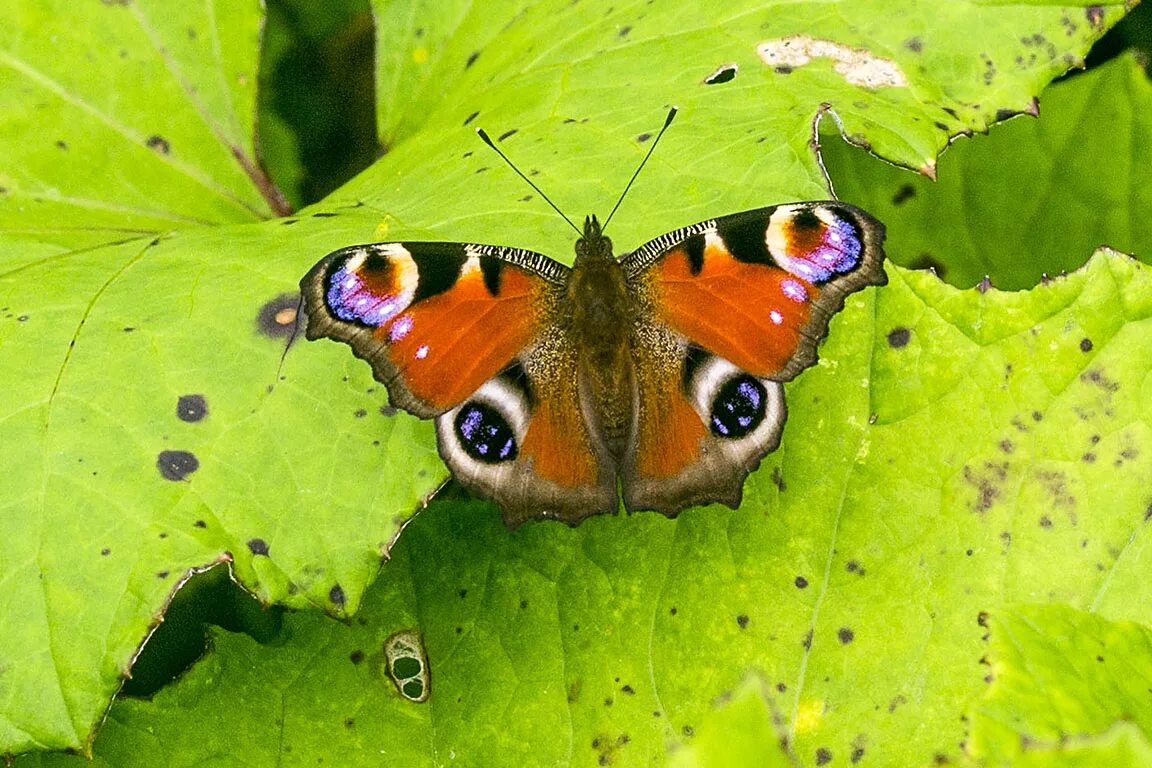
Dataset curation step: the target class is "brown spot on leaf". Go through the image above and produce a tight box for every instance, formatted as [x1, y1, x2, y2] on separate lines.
[146, 135, 171, 154]
[962, 462, 1009, 513]
[256, 294, 301, 338]
[816, 747, 833, 765]
[1081, 368, 1119, 392]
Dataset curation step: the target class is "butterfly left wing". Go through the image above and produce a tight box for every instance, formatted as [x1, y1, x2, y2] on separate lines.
[621, 202, 887, 514]
[300, 240, 619, 524]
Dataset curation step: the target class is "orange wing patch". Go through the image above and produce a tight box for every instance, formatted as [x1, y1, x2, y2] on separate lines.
[383, 266, 547, 411]
[651, 241, 818, 378]
[633, 379, 707, 480]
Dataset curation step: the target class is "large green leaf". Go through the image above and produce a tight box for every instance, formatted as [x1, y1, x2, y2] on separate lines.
[23, 250, 1152, 765]
[0, 0, 1138, 759]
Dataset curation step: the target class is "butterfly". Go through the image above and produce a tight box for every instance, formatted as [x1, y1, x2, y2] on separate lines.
[300, 118, 886, 526]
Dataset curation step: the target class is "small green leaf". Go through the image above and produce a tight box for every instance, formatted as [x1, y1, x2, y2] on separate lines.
[966, 604, 1152, 766]
[827, 52, 1152, 289]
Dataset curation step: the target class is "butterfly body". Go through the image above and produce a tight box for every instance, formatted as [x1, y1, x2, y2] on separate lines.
[302, 202, 886, 526]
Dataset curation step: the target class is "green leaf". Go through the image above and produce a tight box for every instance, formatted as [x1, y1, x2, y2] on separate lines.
[965, 604, 1152, 766]
[826, 51, 1152, 289]
[352, 1, 1128, 263]
[0, 0, 276, 246]
[19, 248, 1152, 766]
[0, 0, 1140, 759]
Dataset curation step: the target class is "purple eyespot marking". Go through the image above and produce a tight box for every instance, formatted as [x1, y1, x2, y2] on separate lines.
[781, 278, 808, 303]
[782, 216, 863, 284]
[456, 403, 517, 461]
[327, 264, 403, 327]
[389, 314, 414, 342]
[710, 376, 767, 438]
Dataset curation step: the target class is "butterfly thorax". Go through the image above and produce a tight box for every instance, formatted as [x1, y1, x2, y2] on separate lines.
[568, 215, 635, 452]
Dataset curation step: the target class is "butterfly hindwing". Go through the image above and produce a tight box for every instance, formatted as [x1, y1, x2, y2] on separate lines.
[300, 240, 617, 523]
[621, 202, 887, 512]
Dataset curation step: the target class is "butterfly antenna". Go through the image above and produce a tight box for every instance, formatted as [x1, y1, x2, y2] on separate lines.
[476, 128, 582, 236]
[602, 106, 678, 233]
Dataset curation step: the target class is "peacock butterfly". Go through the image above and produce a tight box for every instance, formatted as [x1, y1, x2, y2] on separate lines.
[300, 111, 887, 526]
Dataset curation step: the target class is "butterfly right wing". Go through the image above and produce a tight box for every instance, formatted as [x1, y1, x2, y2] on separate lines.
[300, 241, 619, 525]
[620, 202, 887, 514]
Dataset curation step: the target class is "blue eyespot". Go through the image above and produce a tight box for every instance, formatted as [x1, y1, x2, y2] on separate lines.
[710, 376, 767, 438]
[454, 402, 518, 463]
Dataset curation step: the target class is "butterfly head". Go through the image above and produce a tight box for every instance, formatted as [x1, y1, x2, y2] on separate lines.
[575, 215, 615, 266]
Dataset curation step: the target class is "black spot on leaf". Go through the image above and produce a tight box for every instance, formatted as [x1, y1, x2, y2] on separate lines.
[464, 111, 479, 126]
[1080, 337, 1093, 352]
[157, 450, 199, 481]
[736, 614, 749, 629]
[636, 132, 652, 143]
[329, 584, 346, 608]
[838, 627, 855, 644]
[248, 538, 270, 556]
[795, 575, 809, 588]
[177, 394, 208, 422]
[465, 51, 480, 68]
[704, 64, 737, 84]
[497, 129, 517, 142]
[887, 327, 911, 348]
[146, 135, 171, 154]
[816, 747, 832, 765]
[892, 184, 916, 205]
